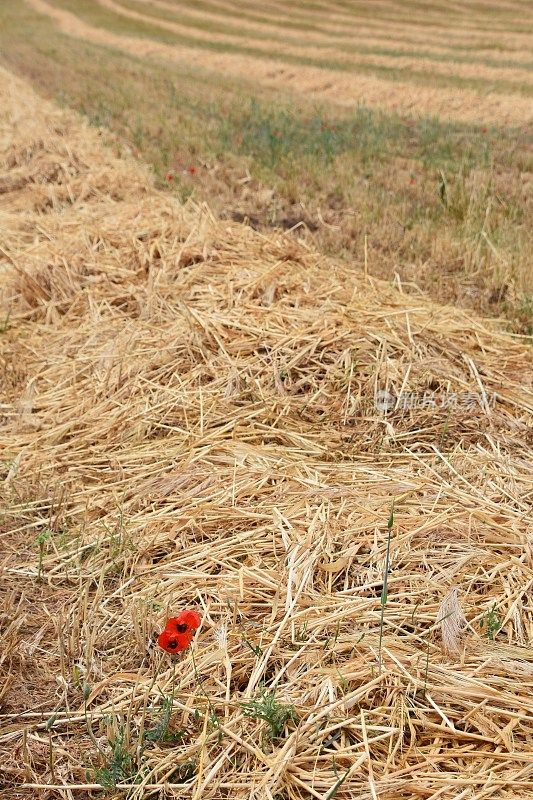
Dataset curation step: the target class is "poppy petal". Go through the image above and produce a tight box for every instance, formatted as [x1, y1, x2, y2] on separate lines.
[167, 610, 201, 633]
[157, 629, 189, 653]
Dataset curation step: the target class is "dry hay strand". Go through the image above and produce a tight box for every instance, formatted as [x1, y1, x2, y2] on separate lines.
[0, 66, 532, 800]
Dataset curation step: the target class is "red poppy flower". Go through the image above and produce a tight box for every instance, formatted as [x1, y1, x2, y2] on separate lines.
[187, 166, 196, 175]
[157, 609, 201, 654]
[167, 609, 201, 633]
[166, 172, 174, 181]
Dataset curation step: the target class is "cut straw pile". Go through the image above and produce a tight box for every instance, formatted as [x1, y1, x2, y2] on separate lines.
[0, 67, 532, 800]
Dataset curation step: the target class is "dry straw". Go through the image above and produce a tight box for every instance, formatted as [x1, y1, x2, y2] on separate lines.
[0, 67, 532, 799]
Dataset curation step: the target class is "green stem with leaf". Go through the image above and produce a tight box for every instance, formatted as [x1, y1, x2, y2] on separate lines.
[378, 501, 394, 672]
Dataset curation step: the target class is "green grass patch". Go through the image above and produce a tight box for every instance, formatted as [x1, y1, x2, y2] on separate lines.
[221, 99, 510, 174]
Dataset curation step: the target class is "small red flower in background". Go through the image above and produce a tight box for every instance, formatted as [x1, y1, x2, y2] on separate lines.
[482, 127, 488, 134]
[166, 172, 174, 181]
[187, 166, 196, 175]
[157, 609, 201, 654]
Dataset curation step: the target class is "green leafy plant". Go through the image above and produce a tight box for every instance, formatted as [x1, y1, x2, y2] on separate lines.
[0, 310, 10, 333]
[241, 689, 299, 740]
[295, 621, 309, 643]
[480, 602, 502, 641]
[45, 713, 57, 782]
[167, 759, 197, 784]
[145, 695, 184, 744]
[242, 637, 263, 657]
[94, 726, 135, 789]
[83, 683, 105, 759]
[190, 647, 222, 739]
[36, 529, 51, 580]
[325, 756, 351, 800]
[377, 501, 394, 671]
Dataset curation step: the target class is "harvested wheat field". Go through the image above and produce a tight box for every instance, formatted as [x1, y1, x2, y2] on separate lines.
[19, 0, 533, 126]
[1, 64, 533, 799]
[1, 0, 532, 330]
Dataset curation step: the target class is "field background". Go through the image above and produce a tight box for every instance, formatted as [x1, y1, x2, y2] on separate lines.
[0, 0, 532, 329]
[0, 3, 533, 800]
